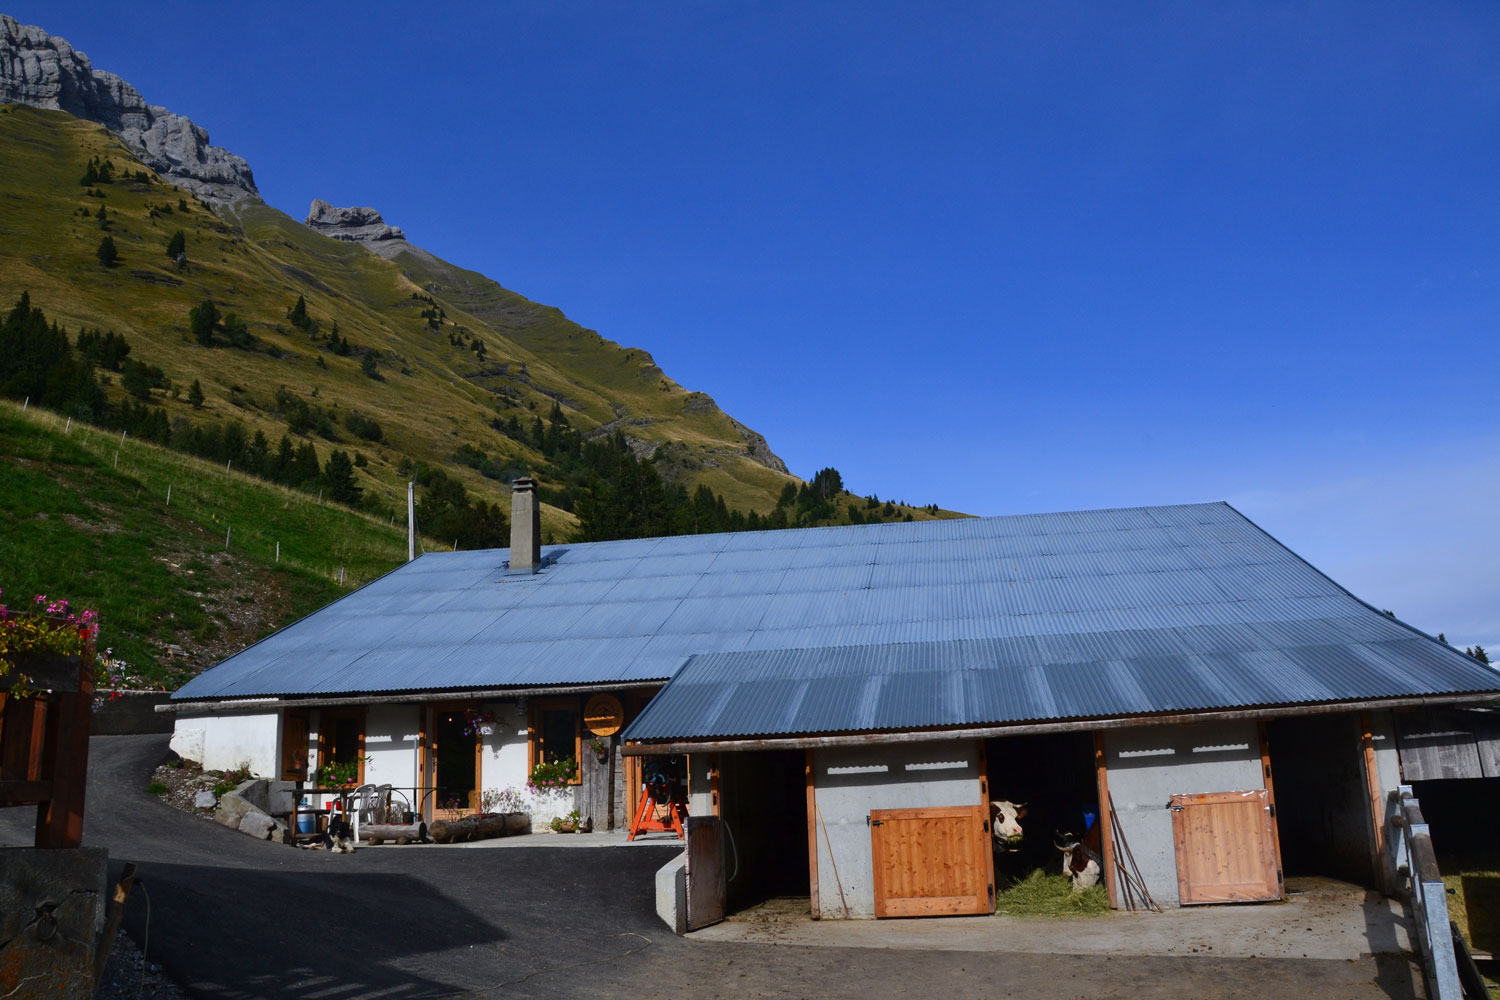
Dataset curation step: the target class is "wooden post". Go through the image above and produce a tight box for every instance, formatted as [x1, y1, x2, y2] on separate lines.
[1257, 721, 1286, 899]
[805, 749, 820, 919]
[1093, 731, 1118, 909]
[92, 862, 138, 984]
[976, 739, 996, 911]
[1359, 711, 1388, 892]
[36, 635, 94, 848]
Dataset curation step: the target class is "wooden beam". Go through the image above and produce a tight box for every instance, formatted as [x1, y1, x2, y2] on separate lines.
[806, 749, 820, 919]
[0, 696, 45, 781]
[1257, 721, 1286, 900]
[976, 740, 995, 912]
[1359, 711, 1388, 893]
[1094, 731, 1118, 910]
[0, 779, 53, 805]
[622, 691, 1500, 756]
[36, 638, 93, 848]
[158, 680, 665, 714]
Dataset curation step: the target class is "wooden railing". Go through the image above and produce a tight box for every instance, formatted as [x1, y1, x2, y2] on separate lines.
[1388, 785, 1461, 1000]
[0, 639, 95, 847]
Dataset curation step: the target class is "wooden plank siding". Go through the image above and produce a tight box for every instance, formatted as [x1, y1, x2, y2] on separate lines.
[1396, 708, 1500, 781]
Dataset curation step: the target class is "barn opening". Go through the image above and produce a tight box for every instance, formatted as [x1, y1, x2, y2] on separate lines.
[715, 749, 810, 914]
[984, 731, 1098, 884]
[432, 709, 477, 813]
[1265, 714, 1377, 887]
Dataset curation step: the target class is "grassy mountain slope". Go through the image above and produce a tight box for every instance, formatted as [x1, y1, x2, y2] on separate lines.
[0, 398, 418, 688]
[0, 103, 811, 523]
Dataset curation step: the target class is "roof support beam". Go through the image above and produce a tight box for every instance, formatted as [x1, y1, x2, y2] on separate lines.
[156, 680, 665, 714]
[622, 690, 1499, 755]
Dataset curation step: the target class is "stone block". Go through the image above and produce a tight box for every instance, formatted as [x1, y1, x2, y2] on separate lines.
[655, 852, 687, 936]
[214, 792, 253, 828]
[237, 810, 278, 840]
[0, 847, 108, 999]
[193, 790, 217, 809]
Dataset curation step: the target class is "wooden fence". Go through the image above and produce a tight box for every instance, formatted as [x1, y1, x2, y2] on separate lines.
[0, 638, 96, 847]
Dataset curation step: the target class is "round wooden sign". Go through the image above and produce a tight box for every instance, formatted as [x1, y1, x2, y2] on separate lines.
[583, 693, 624, 737]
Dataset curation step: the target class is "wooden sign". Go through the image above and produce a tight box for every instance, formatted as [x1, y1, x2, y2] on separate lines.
[584, 694, 624, 736]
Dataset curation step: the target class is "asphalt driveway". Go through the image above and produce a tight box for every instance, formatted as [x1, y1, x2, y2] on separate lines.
[0, 736, 1424, 999]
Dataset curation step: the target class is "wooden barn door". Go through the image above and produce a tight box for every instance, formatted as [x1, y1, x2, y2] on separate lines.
[870, 805, 994, 917]
[685, 816, 726, 930]
[1170, 790, 1282, 904]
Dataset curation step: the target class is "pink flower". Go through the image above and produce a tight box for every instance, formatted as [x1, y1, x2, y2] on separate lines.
[34, 594, 46, 604]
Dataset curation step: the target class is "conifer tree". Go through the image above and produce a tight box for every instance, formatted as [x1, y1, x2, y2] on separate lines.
[96, 236, 118, 267]
[187, 378, 205, 409]
[165, 229, 186, 260]
[189, 300, 219, 346]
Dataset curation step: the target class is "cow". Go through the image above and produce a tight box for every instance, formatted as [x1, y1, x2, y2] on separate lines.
[991, 800, 1026, 853]
[1055, 821, 1102, 892]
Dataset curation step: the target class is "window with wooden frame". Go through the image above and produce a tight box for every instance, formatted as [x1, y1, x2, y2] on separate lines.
[529, 697, 581, 784]
[281, 709, 310, 781]
[320, 707, 366, 785]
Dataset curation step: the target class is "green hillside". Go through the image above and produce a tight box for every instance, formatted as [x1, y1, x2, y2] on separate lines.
[0, 398, 418, 688]
[0, 103, 812, 521]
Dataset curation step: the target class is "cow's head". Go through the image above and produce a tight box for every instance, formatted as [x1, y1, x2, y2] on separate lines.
[991, 800, 1026, 852]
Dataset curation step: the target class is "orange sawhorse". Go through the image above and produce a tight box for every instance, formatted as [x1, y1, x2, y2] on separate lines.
[627, 780, 688, 841]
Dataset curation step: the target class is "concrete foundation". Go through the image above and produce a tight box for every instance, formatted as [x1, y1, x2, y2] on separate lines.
[655, 852, 688, 935]
[0, 847, 109, 999]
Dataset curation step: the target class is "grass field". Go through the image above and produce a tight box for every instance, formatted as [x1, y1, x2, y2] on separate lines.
[0, 398, 424, 689]
[1442, 852, 1500, 995]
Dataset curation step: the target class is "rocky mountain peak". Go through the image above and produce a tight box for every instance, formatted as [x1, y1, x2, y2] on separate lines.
[0, 14, 257, 203]
[305, 199, 406, 246]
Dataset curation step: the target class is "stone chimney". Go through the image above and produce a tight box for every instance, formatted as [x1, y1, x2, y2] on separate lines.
[509, 477, 541, 574]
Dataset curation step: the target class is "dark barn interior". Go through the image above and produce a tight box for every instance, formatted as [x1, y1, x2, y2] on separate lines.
[715, 749, 810, 913]
[1265, 714, 1378, 887]
[984, 732, 1098, 883]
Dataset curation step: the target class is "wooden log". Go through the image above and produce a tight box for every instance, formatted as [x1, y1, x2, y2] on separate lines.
[361, 821, 426, 845]
[429, 812, 529, 844]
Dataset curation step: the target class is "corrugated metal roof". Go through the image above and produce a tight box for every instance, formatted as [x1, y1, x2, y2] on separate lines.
[174, 502, 1500, 715]
[623, 625, 1500, 740]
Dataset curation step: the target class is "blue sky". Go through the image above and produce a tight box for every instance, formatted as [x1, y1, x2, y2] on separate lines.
[11, 2, 1499, 651]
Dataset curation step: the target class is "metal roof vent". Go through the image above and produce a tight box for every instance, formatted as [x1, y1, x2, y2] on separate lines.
[509, 477, 541, 575]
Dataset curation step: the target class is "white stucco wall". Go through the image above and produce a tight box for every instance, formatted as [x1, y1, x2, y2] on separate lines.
[1103, 721, 1266, 907]
[171, 711, 279, 776]
[810, 739, 984, 918]
[479, 700, 576, 826]
[364, 704, 421, 791]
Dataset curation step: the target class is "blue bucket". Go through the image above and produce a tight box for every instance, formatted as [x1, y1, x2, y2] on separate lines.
[296, 798, 315, 835]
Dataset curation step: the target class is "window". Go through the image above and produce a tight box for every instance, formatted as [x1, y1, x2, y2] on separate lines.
[281, 710, 309, 781]
[320, 708, 365, 784]
[529, 698, 581, 783]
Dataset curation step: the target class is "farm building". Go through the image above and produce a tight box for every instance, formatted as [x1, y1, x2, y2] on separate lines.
[165, 495, 1500, 919]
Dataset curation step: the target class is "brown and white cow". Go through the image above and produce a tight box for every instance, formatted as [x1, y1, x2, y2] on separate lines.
[1055, 824, 1102, 891]
[990, 800, 1026, 852]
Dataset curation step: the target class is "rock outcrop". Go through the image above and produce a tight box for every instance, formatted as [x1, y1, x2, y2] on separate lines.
[305, 199, 406, 248]
[0, 14, 257, 203]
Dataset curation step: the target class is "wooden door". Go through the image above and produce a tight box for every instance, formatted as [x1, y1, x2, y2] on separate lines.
[870, 805, 994, 917]
[685, 816, 726, 930]
[1170, 790, 1282, 904]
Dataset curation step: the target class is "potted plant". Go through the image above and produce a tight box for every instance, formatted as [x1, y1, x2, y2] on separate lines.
[0, 592, 98, 697]
[526, 756, 577, 793]
[550, 809, 582, 834]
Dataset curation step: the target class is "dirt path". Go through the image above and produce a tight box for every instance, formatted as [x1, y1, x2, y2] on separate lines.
[0, 736, 1426, 999]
